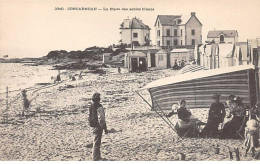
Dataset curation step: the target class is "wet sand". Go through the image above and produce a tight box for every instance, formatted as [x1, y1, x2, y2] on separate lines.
[0, 68, 258, 161]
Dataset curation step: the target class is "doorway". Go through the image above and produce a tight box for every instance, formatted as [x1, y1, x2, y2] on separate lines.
[151, 53, 156, 67]
[131, 58, 138, 72]
[139, 57, 147, 72]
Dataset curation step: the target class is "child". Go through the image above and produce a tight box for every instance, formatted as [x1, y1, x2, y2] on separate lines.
[244, 119, 259, 157]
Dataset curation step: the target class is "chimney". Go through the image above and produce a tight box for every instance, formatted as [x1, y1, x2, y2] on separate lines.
[123, 17, 130, 28]
[191, 12, 196, 16]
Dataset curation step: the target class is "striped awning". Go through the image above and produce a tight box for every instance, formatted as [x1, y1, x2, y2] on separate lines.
[141, 65, 257, 110]
[176, 64, 208, 75]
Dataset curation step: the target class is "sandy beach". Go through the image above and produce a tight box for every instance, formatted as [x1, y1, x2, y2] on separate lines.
[0, 67, 258, 161]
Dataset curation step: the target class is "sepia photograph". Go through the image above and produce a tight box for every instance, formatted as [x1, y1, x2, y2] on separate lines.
[0, 0, 260, 161]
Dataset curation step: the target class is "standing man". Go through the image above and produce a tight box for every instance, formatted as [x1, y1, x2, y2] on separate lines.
[88, 93, 108, 161]
[21, 90, 30, 116]
[200, 94, 226, 138]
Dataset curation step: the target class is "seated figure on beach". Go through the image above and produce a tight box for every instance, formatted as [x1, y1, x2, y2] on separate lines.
[167, 100, 199, 137]
[220, 95, 236, 130]
[219, 96, 247, 139]
[250, 101, 260, 121]
[200, 94, 226, 138]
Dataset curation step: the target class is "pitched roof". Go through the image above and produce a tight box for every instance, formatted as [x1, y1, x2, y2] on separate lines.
[155, 15, 181, 26]
[156, 49, 167, 54]
[207, 30, 238, 38]
[131, 18, 150, 29]
[127, 51, 147, 57]
[218, 44, 234, 58]
[155, 14, 202, 26]
[120, 17, 150, 29]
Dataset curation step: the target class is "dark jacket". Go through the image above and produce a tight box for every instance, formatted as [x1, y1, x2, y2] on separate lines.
[208, 102, 225, 123]
[89, 102, 102, 127]
[177, 107, 191, 122]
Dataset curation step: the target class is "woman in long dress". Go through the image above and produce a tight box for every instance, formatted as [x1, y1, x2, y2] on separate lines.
[167, 100, 199, 137]
[220, 95, 235, 129]
[219, 96, 247, 139]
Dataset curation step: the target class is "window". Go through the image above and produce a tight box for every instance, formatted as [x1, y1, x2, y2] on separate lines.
[192, 39, 195, 45]
[157, 41, 160, 46]
[157, 30, 160, 37]
[181, 29, 182, 36]
[174, 29, 177, 36]
[220, 35, 225, 42]
[167, 40, 170, 46]
[133, 33, 138, 38]
[181, 40, 183, 45]
[159, 55, 164, 61]
[191, 29, 195, 35]
[158, 21, 160, 27]
[166, 29, 170, 36]
[174, 39, 178, 45]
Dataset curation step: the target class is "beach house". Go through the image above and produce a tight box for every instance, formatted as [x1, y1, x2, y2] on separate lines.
[102, 53, 111, 63]
[154, 49, 168, 69]
[120, 17, 151, 47]
[207, 30, 238, 44]
[124, 51, 148, 72]
[195, 42, 251, 69]
[170, 49, 194, 66]
[154, 12, 202, 47]
[248, 38, 260, 66]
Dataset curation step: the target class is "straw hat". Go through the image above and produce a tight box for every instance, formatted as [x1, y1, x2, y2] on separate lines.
[227, 95, 235, 101]
[231, 96, 243, 103]
[246, 119, 258, 131]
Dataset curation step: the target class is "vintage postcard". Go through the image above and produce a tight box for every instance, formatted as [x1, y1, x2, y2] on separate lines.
[0, 0, 260, 161]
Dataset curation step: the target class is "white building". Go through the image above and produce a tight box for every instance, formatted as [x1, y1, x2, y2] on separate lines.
[170, 49, 194, 66]
[120, 17, 151, 47]
[207, 30, 238, 44]
[154, 12, 202, 47]
[102, 53, 111, 63]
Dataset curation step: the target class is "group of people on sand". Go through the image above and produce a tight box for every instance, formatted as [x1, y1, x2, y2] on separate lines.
[172, 59, 187, 70]
[51, 70, 84, 83]
[166, 94, 260, 142]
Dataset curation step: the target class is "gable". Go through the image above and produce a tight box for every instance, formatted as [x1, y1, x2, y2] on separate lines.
[186, 15, 202, 27]
[154, 18, 161, 27]
[155, 15, 181, 26]
[156, 49, 167, 54]
[186, 15, 202, 26]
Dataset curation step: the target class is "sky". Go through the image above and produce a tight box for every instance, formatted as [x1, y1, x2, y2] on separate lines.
[0, 0, 260, 58]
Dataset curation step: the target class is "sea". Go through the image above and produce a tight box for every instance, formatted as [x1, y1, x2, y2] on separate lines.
[0, 63, 58, 95]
